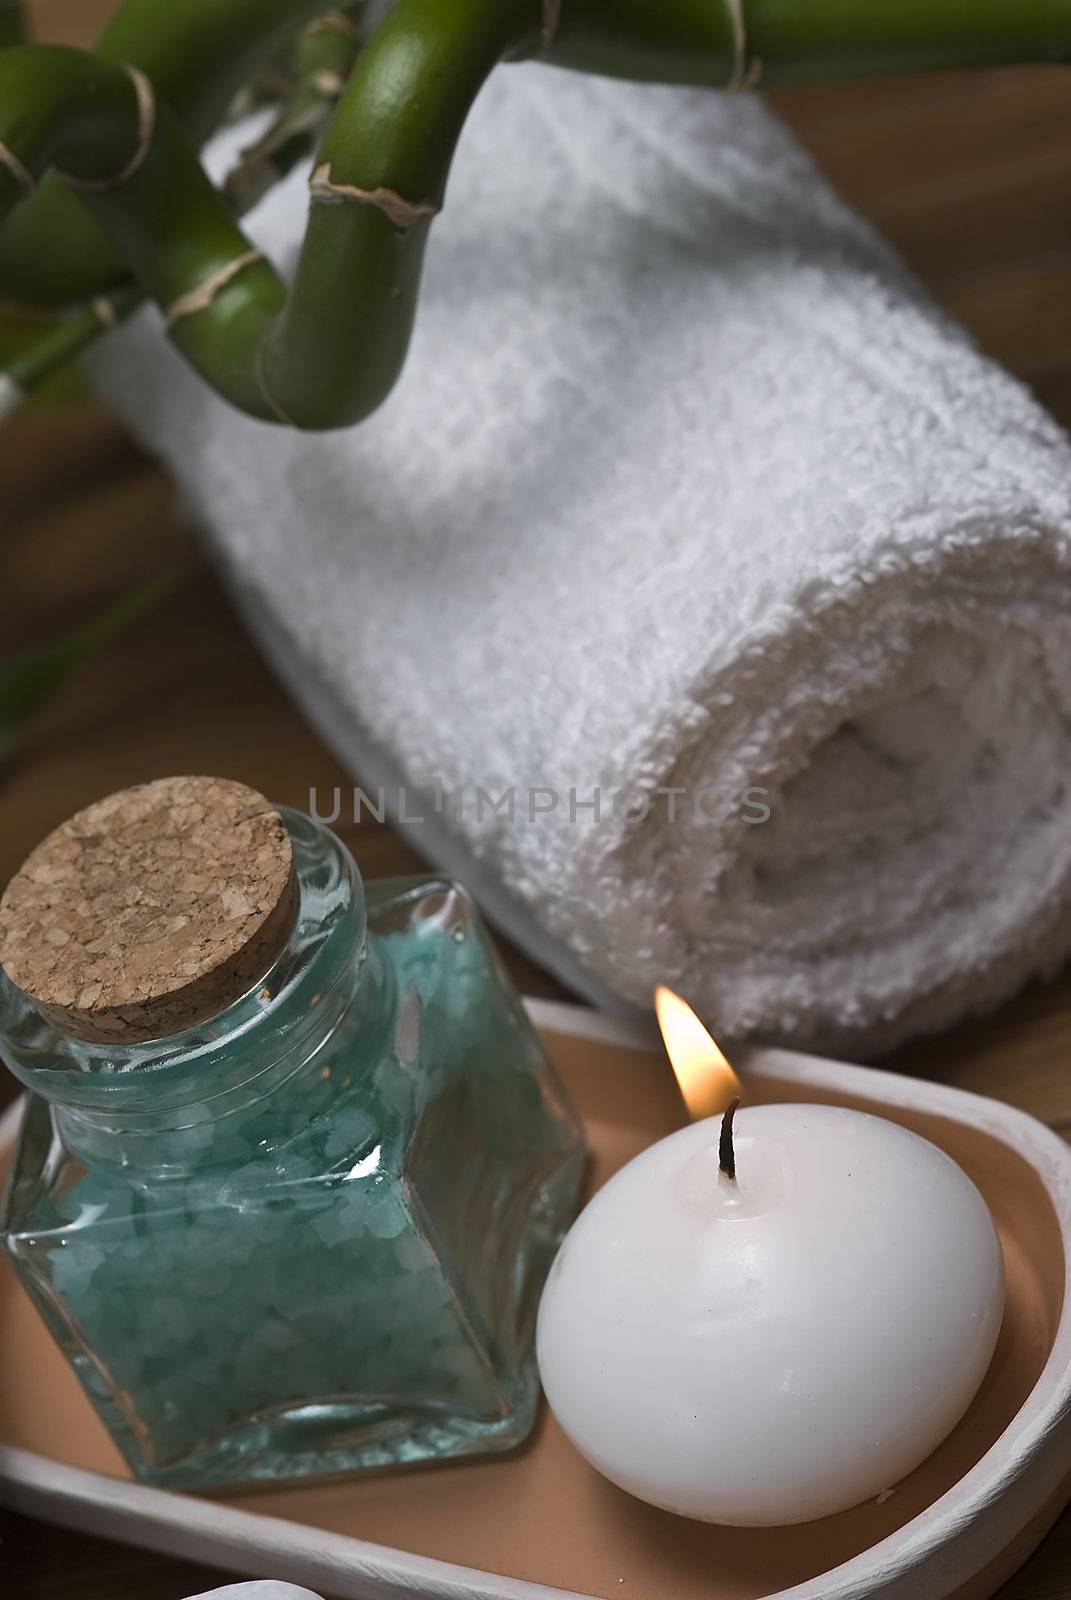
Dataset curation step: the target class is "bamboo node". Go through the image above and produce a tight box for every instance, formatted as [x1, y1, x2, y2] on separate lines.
[254, 340, 297, 428]
[91, 295, 119, 329]
[0, 372, 24, 422]
[0, 138, 34, 194]
[61, 65, 155, 192]
[306, 9, 360, 38]
[312, 69, 347, 97]
[723, 0, 762, 91]
[308, 162, 439, 230]
[540, 0, 561, 49]
[164, 250, 265, 331]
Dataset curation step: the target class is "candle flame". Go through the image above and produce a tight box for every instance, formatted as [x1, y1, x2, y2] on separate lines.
[654, 985, 742, 1121]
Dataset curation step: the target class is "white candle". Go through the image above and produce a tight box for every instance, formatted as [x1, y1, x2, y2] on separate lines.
[537, 1100, 1004, 1526]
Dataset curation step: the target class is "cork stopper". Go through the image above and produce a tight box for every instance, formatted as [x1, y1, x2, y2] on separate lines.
[0, 776, 298, 1045]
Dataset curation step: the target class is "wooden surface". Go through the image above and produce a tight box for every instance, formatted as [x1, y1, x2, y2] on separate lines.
[4, 2, 1071, 1595]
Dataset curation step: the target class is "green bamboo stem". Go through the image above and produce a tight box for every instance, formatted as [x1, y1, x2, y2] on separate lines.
[0, 25, 362, 423]
[745, 0, 1071, 82]
[0, 285, 142, 414]
[0, 0, 546, 428]
[1, 571, 185, 759]
[0, 0, 333, 307]
[5, 1, 1071, 429]
[224, 7, 363, 214]
[545, 0, 1071, 85]
[259, 0, 546, 426]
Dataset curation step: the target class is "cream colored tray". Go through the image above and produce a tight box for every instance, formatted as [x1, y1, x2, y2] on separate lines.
[1, 999, 1070, 1600]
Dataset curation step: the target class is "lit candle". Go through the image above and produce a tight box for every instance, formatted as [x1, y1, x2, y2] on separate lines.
[536, 990, 1005, 1526]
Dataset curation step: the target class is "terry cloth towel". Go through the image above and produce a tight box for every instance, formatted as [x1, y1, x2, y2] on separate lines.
[90, 67, 1071, 1057]
[188, 1588, 323, 1600]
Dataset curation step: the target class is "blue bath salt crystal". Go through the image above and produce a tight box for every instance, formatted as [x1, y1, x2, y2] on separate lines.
[1, 817, 586, 1491]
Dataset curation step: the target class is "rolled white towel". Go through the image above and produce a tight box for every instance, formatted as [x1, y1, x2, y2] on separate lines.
[90, 66, 1071, 1056]
[187, 1586, 323, 1600]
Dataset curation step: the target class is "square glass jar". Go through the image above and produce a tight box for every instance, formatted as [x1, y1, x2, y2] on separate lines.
[0, 809, 586, 1490]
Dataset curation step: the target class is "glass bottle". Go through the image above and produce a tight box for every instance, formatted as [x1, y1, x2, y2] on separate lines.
[0, 784, 586, 1491]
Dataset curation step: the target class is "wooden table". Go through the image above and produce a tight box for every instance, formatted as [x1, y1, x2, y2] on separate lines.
[3, 4, 1071, 1595]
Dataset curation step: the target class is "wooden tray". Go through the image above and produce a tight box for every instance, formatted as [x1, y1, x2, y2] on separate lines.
[1, 999, 1069, 1600]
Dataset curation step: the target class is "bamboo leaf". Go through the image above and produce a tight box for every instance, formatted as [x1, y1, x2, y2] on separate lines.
[0, 307, 90, 410]
[0, 572, 181, 757]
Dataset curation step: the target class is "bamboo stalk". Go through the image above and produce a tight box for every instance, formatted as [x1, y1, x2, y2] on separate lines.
[224, 6, 364, 213]
[545, 0, 1071, 86]
[0, 21, 361, 423]
[0, 0, 333, 307]
[1, 571, 186, 760]
[0, 0, 546, 427]
[2, 285, 142, 404]
[259, 0, 546, 426]
[5, 0, 1071, 429]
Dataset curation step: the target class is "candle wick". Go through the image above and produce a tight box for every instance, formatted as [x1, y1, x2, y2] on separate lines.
[719, 1097, 740, 1185]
